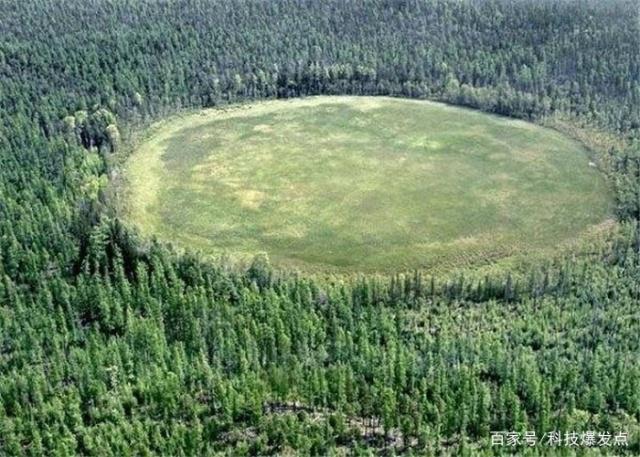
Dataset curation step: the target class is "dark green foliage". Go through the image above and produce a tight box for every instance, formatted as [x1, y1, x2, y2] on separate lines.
[0, 0, 639, 455]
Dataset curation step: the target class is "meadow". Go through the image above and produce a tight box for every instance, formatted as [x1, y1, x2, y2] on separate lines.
[125, 96, 613, 272]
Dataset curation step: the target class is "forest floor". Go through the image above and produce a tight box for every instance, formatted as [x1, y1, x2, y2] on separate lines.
[123, 96, 613, 273]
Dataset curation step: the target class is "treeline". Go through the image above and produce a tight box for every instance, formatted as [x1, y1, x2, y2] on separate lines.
[2, 217, 640, 455]
[2, 0, 639, 141]
[0, 0, 639, 455]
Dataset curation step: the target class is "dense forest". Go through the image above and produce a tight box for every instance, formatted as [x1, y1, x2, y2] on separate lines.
[1, 0, 639, 455]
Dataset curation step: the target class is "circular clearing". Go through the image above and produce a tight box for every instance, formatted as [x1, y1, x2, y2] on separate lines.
[125, 96, 613, 272]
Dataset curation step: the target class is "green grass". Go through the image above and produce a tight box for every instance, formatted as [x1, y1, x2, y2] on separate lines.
[124, 96, 613, 273]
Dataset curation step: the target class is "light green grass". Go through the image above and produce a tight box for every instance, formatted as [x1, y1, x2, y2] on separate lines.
[124, 96, 613, 273]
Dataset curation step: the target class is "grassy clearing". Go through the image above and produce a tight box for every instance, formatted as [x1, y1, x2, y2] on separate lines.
[124, 96, 613, 273]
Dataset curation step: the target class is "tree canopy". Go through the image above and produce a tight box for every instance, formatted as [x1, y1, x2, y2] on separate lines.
[0, 0, 639, 455]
